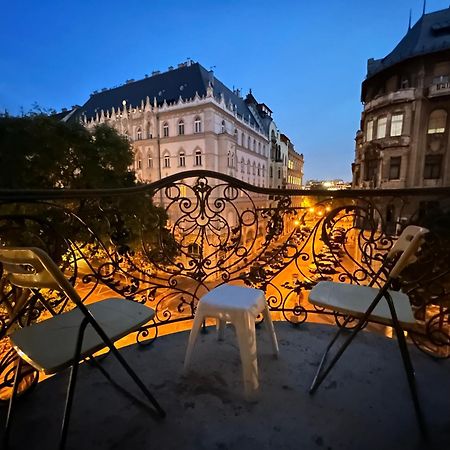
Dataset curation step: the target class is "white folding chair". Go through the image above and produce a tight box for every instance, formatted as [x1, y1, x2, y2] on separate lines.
[308, 225, 429, 435]
[0, 247, 165, 449]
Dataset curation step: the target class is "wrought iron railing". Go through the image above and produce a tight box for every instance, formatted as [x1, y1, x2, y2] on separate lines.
[1, 170, 449, 399]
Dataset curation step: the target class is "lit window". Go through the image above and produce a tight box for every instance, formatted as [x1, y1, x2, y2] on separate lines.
[424, 154, 442, 179]
[195, 149, 202, 166]
[388, 156, 401, 180]
[178, 120, 185, 135]
[179, 151, 185, 167]
[164, 154, 170, 168]
[428, 109, 447, 134]
[377, 117, 387, 139]
[366, 120, 373, 141]
[136, 127, 142, 140]
[194, 117, 202, 133]
[163, 122, 169, 137]
[390, 114, 403, 136]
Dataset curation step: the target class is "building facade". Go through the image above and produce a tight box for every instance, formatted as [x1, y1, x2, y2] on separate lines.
[285, 135, 303, 189]
[65, 61, 293, 191]
[353, 8, 450, 190]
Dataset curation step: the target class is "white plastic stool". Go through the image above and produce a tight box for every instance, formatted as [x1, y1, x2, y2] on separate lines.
[183, 284, 279, 398]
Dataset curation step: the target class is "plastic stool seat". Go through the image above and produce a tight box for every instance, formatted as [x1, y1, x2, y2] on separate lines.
[184, 284, 279, 398]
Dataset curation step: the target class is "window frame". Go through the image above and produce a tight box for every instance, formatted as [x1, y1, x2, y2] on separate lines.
[390, 113, 404, 137]
[388, 156, 401, 180]
[194, 117, 202, 134]
[178, 120, 185, 135]
[423, 154, 443, 179]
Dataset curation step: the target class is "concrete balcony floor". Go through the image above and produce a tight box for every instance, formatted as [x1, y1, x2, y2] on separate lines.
[1, 322, 450, 450]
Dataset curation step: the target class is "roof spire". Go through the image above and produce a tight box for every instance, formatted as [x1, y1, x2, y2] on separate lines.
[422, 0, 426, 16]
[408, 8, 412, 30]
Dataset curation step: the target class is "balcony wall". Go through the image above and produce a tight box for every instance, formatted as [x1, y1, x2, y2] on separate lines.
[0, 170, 450, 400]
[364, 88, 416, 111]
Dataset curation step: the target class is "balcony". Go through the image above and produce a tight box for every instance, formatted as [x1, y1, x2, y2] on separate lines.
[364, 88, 416, 112]
[428, 82, 450, 98]
[0, 170, 450, 448]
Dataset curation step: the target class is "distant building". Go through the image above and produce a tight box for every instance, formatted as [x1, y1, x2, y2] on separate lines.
[305, 179, 350, 190]
[353, 7, 450, 190]
[61, 61, 295, 192]
[285, 136, 303, 189]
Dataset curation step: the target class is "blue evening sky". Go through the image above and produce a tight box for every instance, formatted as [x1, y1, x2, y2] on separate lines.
[1, 0, 449, 181]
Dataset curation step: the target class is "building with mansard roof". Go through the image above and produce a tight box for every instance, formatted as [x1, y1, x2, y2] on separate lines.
[353, 7, 450, 192]
[62, 61, 295, 191]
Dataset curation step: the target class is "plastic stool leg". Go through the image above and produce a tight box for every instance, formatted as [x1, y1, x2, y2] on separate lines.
[263, 303, 279, 357]
[184, 307, 205, 372]
[234, 312, 259, 399]
[216, 318, 226, 341]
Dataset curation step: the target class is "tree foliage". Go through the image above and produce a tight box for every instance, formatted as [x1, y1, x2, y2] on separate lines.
[0, 115, 176, 261]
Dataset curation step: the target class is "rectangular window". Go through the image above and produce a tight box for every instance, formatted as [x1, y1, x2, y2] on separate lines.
[424, 154, 442, 179]
[366, 120, 373, 141]
[390, 114, 403, 136]
[388, 156, 401, 180]
[164, 155, 170, 168]
[364, 159, 378, 181]
[148, 157, 153, 168]
[377, 117, 387, 139]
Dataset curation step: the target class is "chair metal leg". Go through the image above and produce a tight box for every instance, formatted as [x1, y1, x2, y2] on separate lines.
[309, 316, 351, 393]
[3, 356, 24, 449]
[309, 286, 389, 394]
[59, 318, 89, 450]
[384, 295, 428, 438]
[106, 343, 166, 419]
[309, 316, 366, 394]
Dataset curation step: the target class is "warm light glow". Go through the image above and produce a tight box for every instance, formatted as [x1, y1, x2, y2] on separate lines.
[294, 220, 300, 226]
[325, 206, 331, 212]
[309, 207, 315, 213]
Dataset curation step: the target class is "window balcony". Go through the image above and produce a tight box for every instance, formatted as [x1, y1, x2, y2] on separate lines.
[364, 88, 416, 111]
[1, 170, 449, 448]
[428, 82, 450, 98]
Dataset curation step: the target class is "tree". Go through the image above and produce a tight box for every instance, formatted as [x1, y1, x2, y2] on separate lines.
[0, 115, 175, 259]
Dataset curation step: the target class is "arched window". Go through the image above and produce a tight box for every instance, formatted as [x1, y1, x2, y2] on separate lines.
[227, 150, 231, 166]
[194, 149, 202, 166]
[221, 120, 226, 133]
[252, 161, 256, 175]
[163, 122, 169, 137]
[428, 109, 447, 134]
[257, 163, 261, 176]
[146, 122, 151, 139]
[248, 136, 251, 148]
[136, 127, 142, 140]
[194, 117, 202, 133]
[178, 119, 185, 135]
[241, 157, 245, 173]
[262, 165, 265, 177]
[258, 142, 261, 153]
[234, 128, 238, 138]
[136, 158, 142, 169]
[148, 156, 153, 168]
[253, 139, 256, 151]
[231, 152, 234, 167]
[179, 151, 186, 167]
[247, 159, 250, 174]
[241, 132, 245, 146]
[163, 153, 170, 168]
[188, 243, 201, 257]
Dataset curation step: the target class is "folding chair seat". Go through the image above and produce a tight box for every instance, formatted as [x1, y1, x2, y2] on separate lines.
[308, 225, 429, 435]
[0, 247, 165, 450]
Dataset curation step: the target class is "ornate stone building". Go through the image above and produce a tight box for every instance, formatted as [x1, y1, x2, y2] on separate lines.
[285, 134, 303, 189]
[353, 7, 450, 190]
[64, 61, 292, 190]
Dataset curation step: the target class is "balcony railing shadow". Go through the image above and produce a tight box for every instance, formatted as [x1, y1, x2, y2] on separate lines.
[0, 170, 449, 447]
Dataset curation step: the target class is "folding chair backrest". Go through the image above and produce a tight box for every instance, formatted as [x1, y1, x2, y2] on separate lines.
[0, 247, 82, 305]
[386, 225, 429, 279]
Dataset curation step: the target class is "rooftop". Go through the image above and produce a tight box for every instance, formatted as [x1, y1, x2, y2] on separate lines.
[2, 322, 449, 449]
[367, 7, 450, 79]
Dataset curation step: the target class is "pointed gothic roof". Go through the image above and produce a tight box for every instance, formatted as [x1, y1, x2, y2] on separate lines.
[367, 7, 450, 79]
